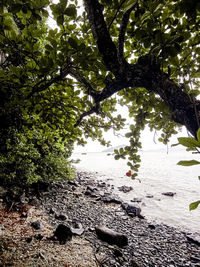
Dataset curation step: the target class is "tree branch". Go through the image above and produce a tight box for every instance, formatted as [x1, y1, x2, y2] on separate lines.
[84, 0, 120, 76]
[69, 68, 99, 100]
[74, 104, 100, 127]
[117, 6, 135, 65]
[108, 0, 126, 30]
[26, 65, 71, 99]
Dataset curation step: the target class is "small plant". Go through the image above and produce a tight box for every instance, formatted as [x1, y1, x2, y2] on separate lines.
[173, 129, 200, 210]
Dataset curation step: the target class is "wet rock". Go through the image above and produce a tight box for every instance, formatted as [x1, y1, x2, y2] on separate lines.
[102, 195, 122, 204]
[162, 192, 176, 197]
[49, 207, 56, 214]
[148, 224, 156, 230]
[25, 237, 32, 243]
[146, 194, 154, 198]
[131, 198, 142, 203]
[54, 224, 73, 244]
[68, 180, 78, 186]
[55, 213, 67, 221]
[113, 248, 123, 257]
[84, 186, 99, 197]
[118, 186, 133, 193]
[31, 221, 44, 230]
[186, 234, 200, 246]
[95, 224, 128, 247]
[121, 203, 141, 217]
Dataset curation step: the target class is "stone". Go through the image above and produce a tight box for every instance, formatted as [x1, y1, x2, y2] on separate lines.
[54, 224, 73, 244]
[49, 207, 56, 214]
[102, 196, 122, 204]
[25, 237, 32, 243]
[162, 192, 176, 197]
[95, 224, 128, 247]
[71, 221, 84, 236]
[31, 221, 44, 230]
[186, 234, 200, 246]
[146, 194, 154, 198]
[121, 203, 141, 217]
[55, 213, 67, 221]
[148, 224, 156, 230]
[118, 186, 133, 193]
[131, 198, 142, 203]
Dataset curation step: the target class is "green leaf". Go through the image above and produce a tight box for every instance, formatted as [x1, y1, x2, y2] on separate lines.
[64, 6, 77, 18]
[119, 147, 124, 153]
[177, 160, 200, 166]
[124, 0, 137, 12]
[192, 71, 200, 78]
[68, 37, 78, 49]
[171, 143, 179, 147]
[197, 128, 200, 142]
[177, 137, 200, 148]
[57, 15, 64, 25]
[189, 200, 200, 211]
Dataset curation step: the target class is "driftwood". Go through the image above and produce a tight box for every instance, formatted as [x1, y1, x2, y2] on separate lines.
[95, 224, 128, 247]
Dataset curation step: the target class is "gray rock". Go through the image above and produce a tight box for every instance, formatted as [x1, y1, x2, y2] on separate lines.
[146, 194, 154, 198]
[31, 221, 44, 230]
[121, 203, 141, 217]
[95, 224, 128, 247]
[54, 224, 73, 244]
[131, 198, 142, 203]
[186, 234, 200, 246]
[118, 186, 133, 193]
[71, 221, 84, 236]
[55, 213, 67, 221]
[162, 192, 176, 197]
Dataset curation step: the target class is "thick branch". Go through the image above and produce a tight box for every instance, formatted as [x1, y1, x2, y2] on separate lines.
[74, 104, 99, 127]
[26, 65, 71, 99]
[69, 68, 99, 100]
[84, 0, 120, 76]
[117, 6, 135, 65]
[108, 0, 126, 30]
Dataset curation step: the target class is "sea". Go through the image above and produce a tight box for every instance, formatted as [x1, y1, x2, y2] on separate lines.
[72, 149, 200, 234]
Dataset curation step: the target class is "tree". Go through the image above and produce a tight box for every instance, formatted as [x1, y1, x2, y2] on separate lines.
[0, 0, 200, 183]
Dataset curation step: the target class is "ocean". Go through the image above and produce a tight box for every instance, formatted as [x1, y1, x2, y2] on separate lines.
[72, 149, 200, 234]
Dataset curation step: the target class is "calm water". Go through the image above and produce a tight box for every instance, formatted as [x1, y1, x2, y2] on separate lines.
[72, 149, 200, 234]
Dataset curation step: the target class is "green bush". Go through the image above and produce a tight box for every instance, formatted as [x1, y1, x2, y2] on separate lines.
[0, 128, 75, 186]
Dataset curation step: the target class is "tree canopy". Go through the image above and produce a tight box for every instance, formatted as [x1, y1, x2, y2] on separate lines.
[0, 0, 200, 183]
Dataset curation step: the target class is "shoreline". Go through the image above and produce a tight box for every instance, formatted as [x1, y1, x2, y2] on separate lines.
[0, 171, 199, 266]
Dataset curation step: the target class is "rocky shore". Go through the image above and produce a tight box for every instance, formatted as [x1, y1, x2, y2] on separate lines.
[0, 171, 199, 266]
